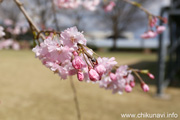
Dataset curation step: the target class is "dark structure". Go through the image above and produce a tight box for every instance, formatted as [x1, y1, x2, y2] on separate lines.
[157, 0, 180, 96]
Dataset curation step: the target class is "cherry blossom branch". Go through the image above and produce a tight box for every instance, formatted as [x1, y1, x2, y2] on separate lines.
[123, 0, 152, 16]
[13, 1, 81, 120]
[70, 77, 81, 120]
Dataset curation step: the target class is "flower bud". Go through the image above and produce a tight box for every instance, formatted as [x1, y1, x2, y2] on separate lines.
[130, 81, 135, 88]
[77, 71, 84, 81]
[88, 68, 100, 81]
[73, 51, 78, 56]
[110, 73, 117, 81]
[95, 64, 106, 76]
[147, 31, 157, 38]
[148, 73, 155, 79]
[125, 84, 132, 93]
[141, 83, 149, 92]
[72, 56, 85, 70]
[104, 1, 115, 12]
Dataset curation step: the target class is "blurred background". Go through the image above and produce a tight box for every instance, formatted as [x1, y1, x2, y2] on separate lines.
[0, 0, 180, 120]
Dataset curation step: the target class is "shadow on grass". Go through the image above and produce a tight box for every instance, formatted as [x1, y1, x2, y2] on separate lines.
[129, 60, 180, 88]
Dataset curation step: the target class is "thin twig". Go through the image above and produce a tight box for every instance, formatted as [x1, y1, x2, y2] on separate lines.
[123, 0, 152, 16]
[70, 77, 81, 120]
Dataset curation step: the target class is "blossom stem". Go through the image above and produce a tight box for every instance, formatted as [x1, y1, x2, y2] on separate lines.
[70, 77, 81, 120]
[133, 70, 144, 83]
[123, 0, 152, 16]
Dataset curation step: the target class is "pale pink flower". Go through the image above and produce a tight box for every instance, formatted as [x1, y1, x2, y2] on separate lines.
[95, 64, 106, 76]
[156, 26, 166, 34]
[141, 31, 157, 39]
[60, 26, 86, 50]
[72, 56, 86, 70]
[116, 65, 129, 79]
[83, 0, 100, 11]
[13, 26, 21, 35]
[88, 68, 100, 81]
[104, 1, 115, 12]
[57, 0, 81, 9]
[110, 73, 117, 81]
[12, 42, 20, 50]
[97, 57, 117, 73]
[4, 19, 13, 26]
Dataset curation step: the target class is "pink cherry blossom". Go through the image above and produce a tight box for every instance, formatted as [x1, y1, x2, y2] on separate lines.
[157, 26, 166, 34]
[60, 26, 86, 50]
[95, 64, 106, 76]
[88, 68, 100, 81]
[141, 31, 157, 39]
[97, 57, 117, 73]
[56, 0, 81, 9]
[110, 73, 117, 81]
[32, 26, 152, 94]
[83, 0, 100, 11]
[72, 56, 86, 70]
[104, 1, 115, 12]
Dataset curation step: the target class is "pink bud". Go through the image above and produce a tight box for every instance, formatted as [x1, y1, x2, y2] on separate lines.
[88, 69, 100, 81]
[125, 84, 132, 93]
[73, 51, 78, 56]
[141, 83, 149, 92]
[104, 1, 115, 12]
[156, 26, 166, 34]
[141, 33, 149, 39]
[72, 56, 85, 70]
[148, 73, 155, 79]
[147, 31, 157, 38]
[149, 17, 157, 27]
[77, 71, 84, 81]
[130, 81, 135, 88]
[110, 73, 117, 81]
[95, 64, 106, 76]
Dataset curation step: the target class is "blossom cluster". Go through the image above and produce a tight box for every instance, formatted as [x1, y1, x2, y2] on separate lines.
[141, 16, 167, 39]
[33, 26, 151, 94]
[4, 19, 28, 35]
[0, 39, 20, 50]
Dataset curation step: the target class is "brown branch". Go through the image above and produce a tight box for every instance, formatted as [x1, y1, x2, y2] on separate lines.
[123, 0, 152, 16]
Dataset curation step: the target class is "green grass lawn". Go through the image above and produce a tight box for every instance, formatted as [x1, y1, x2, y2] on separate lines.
[0, 50, 179, 120]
